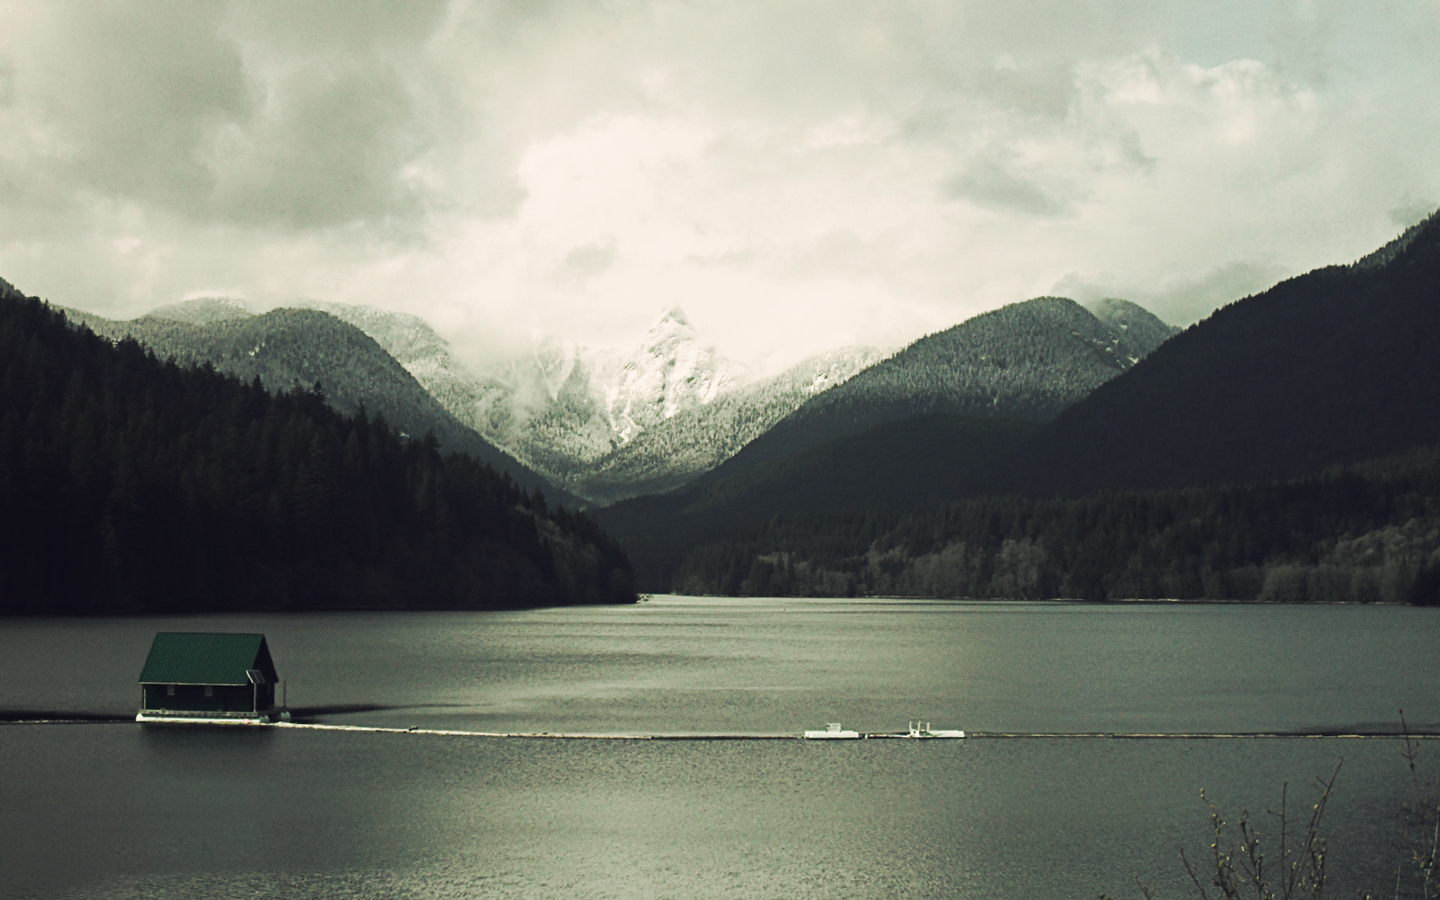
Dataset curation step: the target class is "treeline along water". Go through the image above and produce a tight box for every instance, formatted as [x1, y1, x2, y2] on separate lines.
[3, 599, 1438, 898]
[665, 449, 1440, 602]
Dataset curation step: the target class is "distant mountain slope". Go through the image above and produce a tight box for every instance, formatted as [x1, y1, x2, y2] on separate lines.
[699, 296, 1175, 483]
[594, 414, 1043, 587]
[665, 443, 1440, 602]
[597, 210, 1440, 588]
[62, 304, 579, 506]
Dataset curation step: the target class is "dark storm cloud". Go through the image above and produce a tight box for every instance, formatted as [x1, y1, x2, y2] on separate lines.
[209, 61, 428, 230]
[13, 3, 249, 214]
[944, 155, 1070, 217]
[2, 1, 449, 231]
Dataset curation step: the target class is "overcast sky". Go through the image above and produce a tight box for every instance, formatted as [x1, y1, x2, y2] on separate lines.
[1, 1, 1437, 372]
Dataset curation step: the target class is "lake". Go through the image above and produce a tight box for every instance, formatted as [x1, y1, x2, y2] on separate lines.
[3, 597, 1438, 898]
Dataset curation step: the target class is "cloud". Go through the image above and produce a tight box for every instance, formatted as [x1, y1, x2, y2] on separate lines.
[1266, 0, 1337, 87]
[944, 153, 1071, 217]
[207, 61, 429, 230]
[555, 240, 618, 289]
[0, 1, 1438, 372]
[0, 0, 450, 233]
[1, 4, 248, 215]
[1390, 197, 1439, 229]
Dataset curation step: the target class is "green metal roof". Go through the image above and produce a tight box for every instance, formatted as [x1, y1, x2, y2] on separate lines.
[138, 633, 279, 686]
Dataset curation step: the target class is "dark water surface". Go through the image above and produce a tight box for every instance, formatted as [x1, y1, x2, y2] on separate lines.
[3, 598, 1438, 898]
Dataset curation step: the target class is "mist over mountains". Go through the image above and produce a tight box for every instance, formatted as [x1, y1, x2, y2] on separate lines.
[427, 307, 891, 504]
[59, 287, 1184, 510]
[568, 344, 894, 504]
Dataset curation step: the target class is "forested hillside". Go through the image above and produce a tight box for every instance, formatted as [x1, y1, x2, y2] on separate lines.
[1026, 212, 1440, 494]
[64, 302, 579, 507]
[0, 291, 635, 613]
[701, 296, 1174, 483]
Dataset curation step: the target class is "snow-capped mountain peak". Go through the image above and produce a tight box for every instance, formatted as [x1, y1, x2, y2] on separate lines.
[658, 306, 691, 329]
[604, 307, 751, 439]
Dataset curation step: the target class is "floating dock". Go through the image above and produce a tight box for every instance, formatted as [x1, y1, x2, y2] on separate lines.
[136, 709, 291, 725]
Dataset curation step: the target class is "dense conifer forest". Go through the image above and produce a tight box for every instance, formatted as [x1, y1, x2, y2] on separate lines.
[0, 291, 636, 614]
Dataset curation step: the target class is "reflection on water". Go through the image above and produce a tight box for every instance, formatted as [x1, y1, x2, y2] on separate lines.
[2, 597, 1438, 898]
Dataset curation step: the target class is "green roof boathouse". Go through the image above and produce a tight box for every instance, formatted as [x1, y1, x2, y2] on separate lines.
[137, 633, 289, 725]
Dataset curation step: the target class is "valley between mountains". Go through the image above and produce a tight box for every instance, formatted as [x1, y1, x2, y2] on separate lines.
[4, 208, 1440, 610]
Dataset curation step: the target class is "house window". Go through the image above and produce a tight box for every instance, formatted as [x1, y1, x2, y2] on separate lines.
[204, 686, 213, 698]
[166, 685, 175, 697]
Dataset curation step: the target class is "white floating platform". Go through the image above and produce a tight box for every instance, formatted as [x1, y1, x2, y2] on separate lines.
[804, 721, 967, 740]
[804, 723, 862, 739]
[903, 721, 964, 738]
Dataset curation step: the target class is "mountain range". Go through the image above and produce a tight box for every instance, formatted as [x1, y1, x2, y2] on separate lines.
[61, 298, 899, 506]
[596, 208, 1440, 592]
[61, 289, 1178, 508]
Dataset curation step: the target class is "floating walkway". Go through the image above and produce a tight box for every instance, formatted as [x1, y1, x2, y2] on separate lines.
[5, 715, 1435, 740]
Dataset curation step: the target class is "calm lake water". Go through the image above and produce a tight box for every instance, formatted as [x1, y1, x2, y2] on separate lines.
[3, 597, 1439, 898]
